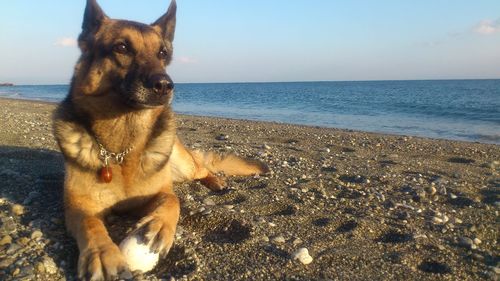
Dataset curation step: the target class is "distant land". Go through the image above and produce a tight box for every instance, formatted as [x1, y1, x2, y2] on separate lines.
[0, 83, 14, 87]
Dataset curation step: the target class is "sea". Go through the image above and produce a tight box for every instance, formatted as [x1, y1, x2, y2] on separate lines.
[1, 80, 499, 144]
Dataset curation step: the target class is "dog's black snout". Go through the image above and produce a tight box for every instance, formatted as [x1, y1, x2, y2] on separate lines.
[149, 74, 174, 95]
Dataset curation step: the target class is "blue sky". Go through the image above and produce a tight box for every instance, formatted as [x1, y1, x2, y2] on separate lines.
[0, 0, 499, 84]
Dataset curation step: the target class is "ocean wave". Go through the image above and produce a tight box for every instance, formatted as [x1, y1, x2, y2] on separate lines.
[474, 134, 500, 144]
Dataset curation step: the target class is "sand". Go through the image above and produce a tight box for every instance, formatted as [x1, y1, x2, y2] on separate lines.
[0, 98, 498, 280]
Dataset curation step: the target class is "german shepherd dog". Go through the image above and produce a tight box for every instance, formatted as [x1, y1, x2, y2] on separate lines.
[53, 0, 268, 279]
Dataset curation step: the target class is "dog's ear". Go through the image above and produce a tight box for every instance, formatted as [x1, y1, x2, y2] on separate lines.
[152, 0, 177, 42]
[82, 0, 108, 35]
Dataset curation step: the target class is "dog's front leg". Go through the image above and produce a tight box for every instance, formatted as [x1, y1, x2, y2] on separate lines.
[66, 199, 130, 280]
[134, 188, 180, 257]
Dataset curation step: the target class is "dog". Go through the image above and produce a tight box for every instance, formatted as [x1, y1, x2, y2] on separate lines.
[52, 0, 268, 279]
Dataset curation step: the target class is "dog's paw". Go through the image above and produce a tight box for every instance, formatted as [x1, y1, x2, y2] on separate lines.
[135, 215, 175, 258]
[78, 242, 132, 281]
[200, 174, 226, 191]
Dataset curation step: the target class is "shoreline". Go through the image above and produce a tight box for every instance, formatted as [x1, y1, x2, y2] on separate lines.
[0, 98, 498, 280]
[1, 97, 497, 146]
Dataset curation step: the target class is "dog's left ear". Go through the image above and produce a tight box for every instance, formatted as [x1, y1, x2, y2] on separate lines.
[82, 0, 108, 36]
[152, 0, 177, 42]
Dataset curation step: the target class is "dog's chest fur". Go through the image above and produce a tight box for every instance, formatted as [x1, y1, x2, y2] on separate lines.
[54, 99, 177, 208]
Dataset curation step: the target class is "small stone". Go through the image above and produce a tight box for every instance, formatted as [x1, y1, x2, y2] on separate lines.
[202, 198, 216, 206]
[263, 144, 271, 150]
[453, 218, 463, 224]
[272, 235, 286, 244]
[223, 205, 234, 210]
[18, 237, 30, 246]
[42, 257, 58, 274]
[426, 186, 437, 195]
[449, 193, 457, 199]
[6, 243, 21, 254]
[20, 265, 34, 277]
[292, 248, 313, 265]
[432, 217, 444, 224]
[471, 253, 484, 262]
[0, 257, 14, 269]
[473, 238, 482, 245]
[458, 236, 474, 249]
[50, 218, 62, 225]
[201, 209, 212, 216]
[215, 134, 229, 141]
[12, 267, 20, 276]
[438, 186, 447, 195]
[413, 234, 427, 239]
[483, 161, 499, 169]
[11, 204, 24, 216]
[415, 189, 426, 200]
[491, 266, 500, 274]
[36, 262, 45, 273]
[31, 230, 43, 240]
[119, 269, 133, 280]
[0, 235, 12, 246]
[292, 238, 303, 246]
[23, 191, 41, 205]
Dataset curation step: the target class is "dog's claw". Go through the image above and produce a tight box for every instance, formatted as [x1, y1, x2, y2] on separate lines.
[134, 215, 175, 258]
[78, 242, 129, 281]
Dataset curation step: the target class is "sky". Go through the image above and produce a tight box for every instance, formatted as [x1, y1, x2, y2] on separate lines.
[0, 0, 499, 84]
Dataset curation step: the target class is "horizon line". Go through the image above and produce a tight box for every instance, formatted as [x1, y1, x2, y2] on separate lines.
[6, 77, 500, 86]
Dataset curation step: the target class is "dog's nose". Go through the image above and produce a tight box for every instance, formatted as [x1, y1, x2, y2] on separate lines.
[149, 74, 174, 95]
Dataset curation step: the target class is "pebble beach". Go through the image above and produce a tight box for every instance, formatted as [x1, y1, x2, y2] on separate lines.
[0, 98, 498, 280]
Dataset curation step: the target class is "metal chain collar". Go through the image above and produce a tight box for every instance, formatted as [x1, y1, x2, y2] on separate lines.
[97, 141, 134, 166]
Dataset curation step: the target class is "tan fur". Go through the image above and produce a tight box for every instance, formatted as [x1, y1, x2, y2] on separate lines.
[53, 1, 267, 280]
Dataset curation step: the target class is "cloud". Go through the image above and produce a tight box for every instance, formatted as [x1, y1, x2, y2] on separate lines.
[474, 19, 500, 35]
[177, 56, 198, 64]
[54, 37, 77, 47]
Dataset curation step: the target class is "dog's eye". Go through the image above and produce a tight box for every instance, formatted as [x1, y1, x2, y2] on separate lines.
[158, 49, 169, 59]
[113, 43, 129, 54]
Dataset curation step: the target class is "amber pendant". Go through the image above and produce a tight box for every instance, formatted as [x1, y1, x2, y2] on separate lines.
[100, 166, 112, 183]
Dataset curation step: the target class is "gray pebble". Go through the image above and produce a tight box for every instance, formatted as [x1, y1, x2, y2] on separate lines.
[0, 217, 17, 235]
[19, 265, 34, 277]
[201, 209, 212, 216]
[6, 243, 21, 255]
[215, 134, 229, 141]
[272, 235, 286, 244]
[458, 236, 475, 249]
[202, 198, 216, 206]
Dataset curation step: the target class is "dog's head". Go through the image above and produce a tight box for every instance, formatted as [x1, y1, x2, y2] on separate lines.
[73, 0, 176, 109]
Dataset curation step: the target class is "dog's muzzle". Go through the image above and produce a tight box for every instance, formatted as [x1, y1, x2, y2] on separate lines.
[121, 73, 174, 108]
[148, 73, 174, 96]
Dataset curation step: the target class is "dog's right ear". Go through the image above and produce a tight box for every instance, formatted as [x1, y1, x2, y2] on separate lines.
[82, 0, 108, 35]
